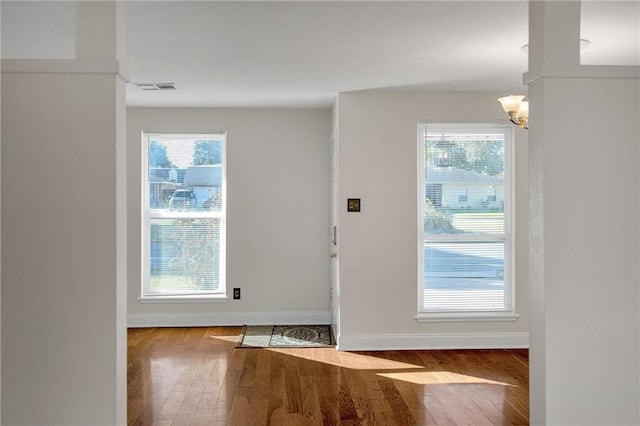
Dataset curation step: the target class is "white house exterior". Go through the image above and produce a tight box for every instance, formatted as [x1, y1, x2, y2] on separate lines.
[182, 165, 223, 207]
[426, 166, 503, 210]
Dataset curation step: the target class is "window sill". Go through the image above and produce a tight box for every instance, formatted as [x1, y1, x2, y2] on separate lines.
[138, 295, 229, 304]
[415, 312, 519, 323]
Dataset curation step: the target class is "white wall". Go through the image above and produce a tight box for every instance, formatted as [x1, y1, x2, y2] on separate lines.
[526, 3, 640, 423]
[530, 74, 639, 426]
[0, 7, 3, 423]
[335, 91, 529, 350]
[1, 70, 124, 424]
[0, 6, 3, 421]
[127, 108, 332, 326]
[330, 99, 340, 339]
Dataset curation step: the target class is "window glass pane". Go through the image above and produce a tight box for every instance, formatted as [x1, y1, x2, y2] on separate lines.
[148, 138, 223, 212]
[423, 241, 506, 311]
[424, 133, 505, 236]
[149, 218, 221, 294]
[143, 133, 226, 298]
[420, 124, 512, 315]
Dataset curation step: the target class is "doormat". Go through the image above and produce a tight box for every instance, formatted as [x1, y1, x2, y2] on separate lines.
[236, 325, 335, 348]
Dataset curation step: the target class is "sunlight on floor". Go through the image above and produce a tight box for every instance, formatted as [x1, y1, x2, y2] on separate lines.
[208, 331, 517, 389]
[377, 370, 516, 386]
[266, 347, 422, 370]
[208, 334, 239, 343]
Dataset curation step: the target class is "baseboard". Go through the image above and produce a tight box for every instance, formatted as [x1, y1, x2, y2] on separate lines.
[336, 332, 529, 351]
[128, 310, 331, 328]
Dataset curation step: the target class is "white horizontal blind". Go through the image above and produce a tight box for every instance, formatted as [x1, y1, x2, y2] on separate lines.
[142, 133, 226, 297]
[419, 123, 512, 314]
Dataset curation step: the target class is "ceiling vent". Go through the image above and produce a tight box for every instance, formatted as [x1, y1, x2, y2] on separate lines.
[134, 83, 177, 91]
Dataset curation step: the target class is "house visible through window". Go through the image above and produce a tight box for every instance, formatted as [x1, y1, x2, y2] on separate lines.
[141, 133, 226, 299]
[418, 123, 515, 320]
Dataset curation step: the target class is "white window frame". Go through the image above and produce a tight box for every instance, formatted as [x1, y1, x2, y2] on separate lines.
[416, 122, 517, 322]
[140, 132, 227, 302]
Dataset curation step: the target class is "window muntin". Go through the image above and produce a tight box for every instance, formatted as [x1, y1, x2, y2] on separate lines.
[142, 133, 226, 298]
[418, 123, 514, 318]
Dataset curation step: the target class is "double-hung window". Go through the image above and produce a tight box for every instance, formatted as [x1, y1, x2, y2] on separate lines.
[141, 133, 226, 299]
[417, 123, 515, 321]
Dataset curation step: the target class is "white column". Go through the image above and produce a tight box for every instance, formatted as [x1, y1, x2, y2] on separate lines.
[1, 1, 127, 424]
[0, 3, 3, 423]
[526, 2, 640, 424]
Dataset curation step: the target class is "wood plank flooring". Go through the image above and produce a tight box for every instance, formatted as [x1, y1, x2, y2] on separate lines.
[128, 327, 529, 425]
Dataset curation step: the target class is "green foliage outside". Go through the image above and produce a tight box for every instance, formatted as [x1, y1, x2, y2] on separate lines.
[427, 139, 504, 176]
[149, 141, 174, 168]
[424, 199, 456, 234]
[425, 206, 505, 235]
[150, 219, 220, 291]
[149, 275, 199, 292]
[193, 140, 223, 165]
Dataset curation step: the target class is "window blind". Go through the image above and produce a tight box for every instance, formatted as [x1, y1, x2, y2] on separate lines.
[142, 133, 226, 298]
[419, 124, 513, 314]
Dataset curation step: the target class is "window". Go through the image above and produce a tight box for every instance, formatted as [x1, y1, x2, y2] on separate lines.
[141, 133, 226, 299]
[417, 123, 515, 320]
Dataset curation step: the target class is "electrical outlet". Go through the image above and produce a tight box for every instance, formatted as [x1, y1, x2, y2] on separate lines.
[233, 288, 241, 300]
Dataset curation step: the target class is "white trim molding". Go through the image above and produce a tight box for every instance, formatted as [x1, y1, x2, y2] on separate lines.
[523, 64, 640, 85]
[415, 312, 519, 323]
[128, 310, 331, 328]
[336, 332, 529, 351]
[138, 295, 229, 303]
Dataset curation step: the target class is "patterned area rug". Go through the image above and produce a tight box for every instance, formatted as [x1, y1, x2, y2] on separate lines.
[236, 325, 334, 348]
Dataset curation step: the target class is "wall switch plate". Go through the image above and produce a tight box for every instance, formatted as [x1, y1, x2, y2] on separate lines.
[233, 288, 241, 300]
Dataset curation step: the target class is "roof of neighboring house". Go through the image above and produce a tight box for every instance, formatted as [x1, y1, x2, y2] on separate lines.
[150, 168, 187, 183]
[426, 166, 502, 185]
[183, 165, 222, 186]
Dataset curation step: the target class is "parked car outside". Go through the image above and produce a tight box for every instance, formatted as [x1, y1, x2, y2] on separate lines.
[169, 189, 197, 211]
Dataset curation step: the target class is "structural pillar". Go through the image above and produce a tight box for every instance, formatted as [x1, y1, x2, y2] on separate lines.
[1, 1, 127, 423]
[526, 1, 640, 424]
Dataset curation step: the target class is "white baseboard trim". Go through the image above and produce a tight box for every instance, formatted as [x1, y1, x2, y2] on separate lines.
[128, 310, 331, 328]
[336, 332, 529, 351]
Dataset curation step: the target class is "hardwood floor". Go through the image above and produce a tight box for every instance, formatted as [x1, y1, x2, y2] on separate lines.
[128, 327, 529, 425]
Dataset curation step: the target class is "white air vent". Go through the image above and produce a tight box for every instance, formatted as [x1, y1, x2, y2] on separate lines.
[155, 83, 177, 90]
[133, 83, 177, 91]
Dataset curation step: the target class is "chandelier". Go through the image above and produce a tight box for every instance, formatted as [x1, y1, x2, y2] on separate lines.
[498, 95, 529, 129]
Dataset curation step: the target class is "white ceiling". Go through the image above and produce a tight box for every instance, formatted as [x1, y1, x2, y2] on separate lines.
[2, 1, 639, 108]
